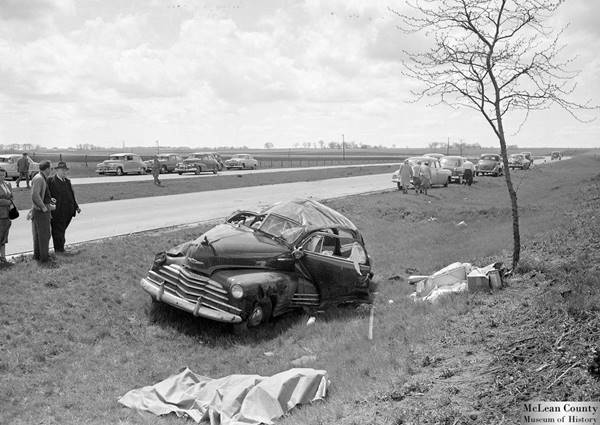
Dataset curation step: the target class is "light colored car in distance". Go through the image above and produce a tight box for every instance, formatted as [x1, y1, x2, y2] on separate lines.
[424, 153, 445, 161]
[0, 154, 39, 180]
[520, 152, 534, 166]
[95, 153, 146, 176]
[175, 152, 220, 175]
[475, 153, 504, 177]
[508, 153, 530, 170]
[144, 153, 183, 173]
[392, 156, 451, 190]
[224, 154, 258, 170]
[439, 156, 467, 183]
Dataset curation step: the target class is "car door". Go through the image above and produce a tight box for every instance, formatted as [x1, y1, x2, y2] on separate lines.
[297, 229, 371, 304]
[428, 160, 440, 185]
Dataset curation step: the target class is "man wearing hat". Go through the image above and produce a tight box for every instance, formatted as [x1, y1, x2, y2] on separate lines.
[47, 161, 81, 253]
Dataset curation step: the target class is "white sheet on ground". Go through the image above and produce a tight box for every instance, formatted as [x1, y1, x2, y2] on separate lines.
[118, 367, 329, 425]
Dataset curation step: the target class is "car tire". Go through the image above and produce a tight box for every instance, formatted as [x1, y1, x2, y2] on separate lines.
[212, 169, 218, 174]
[116, 167, 124, 176]
[178, 172, 183, 175]
[444, 179, 448, 188]
[195, 166, 203, 175]
[242, 163, 246, 169]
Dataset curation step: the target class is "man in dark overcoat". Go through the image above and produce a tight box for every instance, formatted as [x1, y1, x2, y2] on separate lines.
[47, 161, 81, 253]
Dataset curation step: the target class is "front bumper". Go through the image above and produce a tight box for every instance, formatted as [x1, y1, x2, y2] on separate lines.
[141, 277, 242, 323]
[175, 165, 196, 173]
[95, 168, 118, 174]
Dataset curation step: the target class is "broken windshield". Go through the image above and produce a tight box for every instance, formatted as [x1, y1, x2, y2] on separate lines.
[257, 214, 304, 244]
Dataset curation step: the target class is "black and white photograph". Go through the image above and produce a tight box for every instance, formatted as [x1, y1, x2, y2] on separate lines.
[1, 1, 599, 424]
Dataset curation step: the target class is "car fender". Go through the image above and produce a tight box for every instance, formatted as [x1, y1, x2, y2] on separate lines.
[210, 269, 301, 317]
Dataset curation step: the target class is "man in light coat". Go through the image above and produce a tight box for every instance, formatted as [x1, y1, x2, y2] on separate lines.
[398, 159, 413, 194]
[30, 160, 55, 263]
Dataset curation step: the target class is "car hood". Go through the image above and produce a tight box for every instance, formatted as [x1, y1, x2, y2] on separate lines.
[175, 223, 292, 274]
[100, 160, 122, 165]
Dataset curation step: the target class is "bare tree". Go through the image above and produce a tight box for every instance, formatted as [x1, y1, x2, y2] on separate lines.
[394, 0, 595, 269]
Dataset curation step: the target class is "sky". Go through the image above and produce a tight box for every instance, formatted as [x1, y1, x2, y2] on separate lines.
[0, 0, 598, 149]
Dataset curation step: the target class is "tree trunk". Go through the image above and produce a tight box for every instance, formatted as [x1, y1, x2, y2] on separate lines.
[496, 127, 521, 270]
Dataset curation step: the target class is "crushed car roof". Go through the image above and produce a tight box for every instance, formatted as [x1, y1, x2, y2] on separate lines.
[263, 199, 357, 231]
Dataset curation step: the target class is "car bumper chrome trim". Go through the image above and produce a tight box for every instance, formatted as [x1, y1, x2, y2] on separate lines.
[141, 277, 242, 323]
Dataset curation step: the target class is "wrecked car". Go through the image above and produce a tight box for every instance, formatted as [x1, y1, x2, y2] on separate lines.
[140, 199, 374, 329]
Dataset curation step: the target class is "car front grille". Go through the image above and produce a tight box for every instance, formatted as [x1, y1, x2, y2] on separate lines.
[147, 264, 241, 314]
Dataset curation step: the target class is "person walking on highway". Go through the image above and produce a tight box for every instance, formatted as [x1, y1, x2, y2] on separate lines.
[412, 161, 422, 195]
[419, 161, 432, 196]
[463, 159, 474, 186]
[151, 156, 162, 186]
[30, 160, 55, 263]
[47, 161, 81, 254]
[0, 167, 15, 266]
[16, 152, 31, 189]
[398, 159, 413, 194]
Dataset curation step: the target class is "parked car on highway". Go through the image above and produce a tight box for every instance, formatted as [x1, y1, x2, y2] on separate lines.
[392, 156, 451, 190]
[140, 199, 374, 330]
[508, 154, 530, 170]
[175, 152, 220, 175]
[475, 154, 504, 176]
[0, 154, 39, 180]
[224, 154, 258, 170]
[144, 153, 182, 174]
[521, 152, 533, 166]
[439, 156, 466, 183]
[95, 153, 146, 176]
[551, 151, 562, 160]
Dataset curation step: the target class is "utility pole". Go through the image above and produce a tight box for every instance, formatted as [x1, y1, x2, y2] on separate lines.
[342, 134, 346, 160]
[156, 140, 160, 154]
[446, 137, 450, 155]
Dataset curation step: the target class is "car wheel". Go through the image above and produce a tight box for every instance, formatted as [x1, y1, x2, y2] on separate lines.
[226, 167, 231, 170]
[251, 165, 256, 170]
[444, 179, 448, 188]
[212, 169, 218, 174]
[178, 172, 183, 175]
[195, 166, 203, 175]
[248, 299, 272, 327]
[116, 167, 124, 176]
[242, 163, 246, 169]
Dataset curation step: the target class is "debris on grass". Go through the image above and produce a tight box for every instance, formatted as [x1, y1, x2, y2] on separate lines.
[119, 367, 329, 424]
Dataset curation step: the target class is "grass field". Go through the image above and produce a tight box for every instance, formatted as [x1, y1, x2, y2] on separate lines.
[1, 154, 598, 424]
[9, 164, 398, 210]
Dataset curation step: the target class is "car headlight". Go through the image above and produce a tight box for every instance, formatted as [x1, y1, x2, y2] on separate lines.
[231, 284, 244, 299]
[152, 252, 167, 270]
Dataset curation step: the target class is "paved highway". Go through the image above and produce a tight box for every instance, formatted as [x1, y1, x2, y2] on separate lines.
[7, 162, 398, 187]
[6, 172, 393, 256]
[5, 156, 561, 257]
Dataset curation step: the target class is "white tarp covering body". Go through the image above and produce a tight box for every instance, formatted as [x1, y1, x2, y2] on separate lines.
[118, 367, 329, 425]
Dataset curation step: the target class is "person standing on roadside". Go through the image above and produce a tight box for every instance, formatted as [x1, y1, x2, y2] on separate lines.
[151, 156, 162, 186]
[463, 158, 474, 186]
[419, 161, 432, 196]
[16, 152, 31, 189]
[47, 161, 81, 254]
[412, 161, 422, 195]
[31, 160, 55, 263]
[398, 159, 413, 194]
[0, 167, 14, 266]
